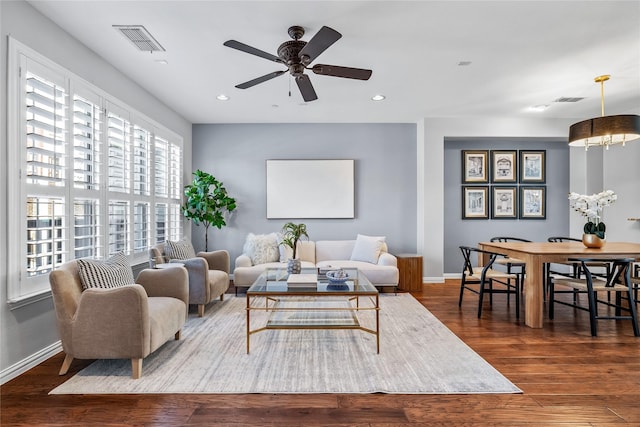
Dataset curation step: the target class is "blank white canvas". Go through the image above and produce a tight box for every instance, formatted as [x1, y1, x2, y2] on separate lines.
[266, 160, 354, 218]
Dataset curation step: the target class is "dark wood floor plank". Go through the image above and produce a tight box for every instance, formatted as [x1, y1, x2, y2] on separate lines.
[2, 279, 639, 426]
[190, 407, 407, 425]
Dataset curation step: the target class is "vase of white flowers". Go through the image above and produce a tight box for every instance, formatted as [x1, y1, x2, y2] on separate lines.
[568, 190, 617, 248]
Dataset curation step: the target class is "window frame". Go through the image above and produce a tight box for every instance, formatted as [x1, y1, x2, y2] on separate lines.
[7, 37, 184, 307]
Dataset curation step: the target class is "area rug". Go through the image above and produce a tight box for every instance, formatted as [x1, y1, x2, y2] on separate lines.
[50, 294, 521, 394]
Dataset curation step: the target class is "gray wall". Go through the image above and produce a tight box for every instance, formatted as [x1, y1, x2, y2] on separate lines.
[1, 0, 192, 378]
[191, 123, 418, 264]
[443, 137, 570, 273]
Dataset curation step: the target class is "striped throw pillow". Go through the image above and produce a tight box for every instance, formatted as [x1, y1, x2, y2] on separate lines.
[165, 239, 196, 260]
[77, 252, 135, 291]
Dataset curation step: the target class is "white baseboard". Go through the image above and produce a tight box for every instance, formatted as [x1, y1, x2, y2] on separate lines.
[1, 341, 62, 385]
[423, 276, 445, 283]
[443, 273, 462, 279]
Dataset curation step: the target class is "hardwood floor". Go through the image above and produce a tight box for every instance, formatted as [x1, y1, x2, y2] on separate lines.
[2, 279, 639, 426]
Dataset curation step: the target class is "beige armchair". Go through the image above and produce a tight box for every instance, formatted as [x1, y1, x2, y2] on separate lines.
[49, 260, 189, 379]
[150, 242, 230, 317]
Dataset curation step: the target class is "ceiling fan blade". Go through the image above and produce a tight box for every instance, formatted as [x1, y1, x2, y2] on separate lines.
[295, 74, 318, 102]
[298, 26, 342, 64]
[223, 40, 283, 63]
[235, 70, 286, 89]
[312, 64, 372, 80]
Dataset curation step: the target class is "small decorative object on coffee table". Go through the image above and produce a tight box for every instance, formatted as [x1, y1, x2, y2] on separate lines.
[326, 269, 349, 283]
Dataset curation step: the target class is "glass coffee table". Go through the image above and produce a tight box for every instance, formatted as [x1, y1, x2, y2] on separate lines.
[246, 267, 380, 354]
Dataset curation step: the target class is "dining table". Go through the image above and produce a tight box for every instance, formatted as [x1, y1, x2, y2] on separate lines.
[477, 241, 640, 328]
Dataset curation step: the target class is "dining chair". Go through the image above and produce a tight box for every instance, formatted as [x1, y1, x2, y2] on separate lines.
[630, 263, 639, 307]
[548, 257, 639, 337]
[459, 246, 521, 319]
[546, 236, 611, 302]
[489, 237, 529, 293]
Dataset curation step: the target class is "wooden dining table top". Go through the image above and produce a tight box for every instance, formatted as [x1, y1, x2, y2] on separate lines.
[478, 241, 640, 258]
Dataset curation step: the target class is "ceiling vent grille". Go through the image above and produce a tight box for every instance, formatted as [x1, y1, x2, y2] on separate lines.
[113, 25, 165, 52]
[554, 97, 585, 103]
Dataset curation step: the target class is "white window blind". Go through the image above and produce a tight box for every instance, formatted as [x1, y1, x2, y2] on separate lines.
[154, 137, 169, 198]
[107, 111, 130, 193]
[25, 72, 66, 187]
[169, 203, 183, 241]
[133, 125, 151, 196]
[108, 200, 129, 255]
[133, 201, 150, 254]
[155, 203, 168, 244]
[73, 94, 102, 190]
[73, 198, 102, 259]
[26, 196, 66, 278]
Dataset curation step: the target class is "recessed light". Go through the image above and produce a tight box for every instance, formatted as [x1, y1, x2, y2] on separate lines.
[529, 104, 549, 112]
[371, 94, 386, 101]
[155, 59, 168, 65]
[216, 94, 229, 101]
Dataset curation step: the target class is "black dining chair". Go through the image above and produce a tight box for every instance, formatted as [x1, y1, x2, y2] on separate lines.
[459, 246, 521, 319]
[546, 236, 612, 302]
[549, 257, 639, 337]
[489, 237, 530, 294]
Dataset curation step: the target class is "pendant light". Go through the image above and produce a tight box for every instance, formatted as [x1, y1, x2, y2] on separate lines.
[568, 75, 640, 150]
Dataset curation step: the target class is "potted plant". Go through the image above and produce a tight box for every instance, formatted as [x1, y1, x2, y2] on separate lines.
[279, 222, 309, 273]
[568, 190, 616, 247]
[182, 169, 237, 251]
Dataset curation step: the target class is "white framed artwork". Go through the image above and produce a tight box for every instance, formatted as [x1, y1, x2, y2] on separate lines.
[266, 159, 355, 219]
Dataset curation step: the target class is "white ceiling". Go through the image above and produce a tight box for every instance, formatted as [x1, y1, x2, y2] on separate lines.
[26, 0, 640, 124]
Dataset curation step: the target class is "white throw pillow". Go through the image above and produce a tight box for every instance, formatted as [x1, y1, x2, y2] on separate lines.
[243, 233, 280, 265]
[350, 234, 386, 264]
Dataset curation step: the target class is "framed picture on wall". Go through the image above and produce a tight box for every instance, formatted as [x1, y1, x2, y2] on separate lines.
[461, 150, 488, 183]
[520, 186, 546, 219]
[520, 150, 546, 183]
[462, 186, 489, 219]
[491, 186, 517, 219]
[490, 150, 517, 183]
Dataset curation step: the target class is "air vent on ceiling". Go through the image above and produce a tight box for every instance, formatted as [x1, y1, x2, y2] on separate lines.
[113, 25, 165, 52]
[554, 97, 585, 103]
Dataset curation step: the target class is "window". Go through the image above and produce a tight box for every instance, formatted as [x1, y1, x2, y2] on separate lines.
[7, 38, 184, 304]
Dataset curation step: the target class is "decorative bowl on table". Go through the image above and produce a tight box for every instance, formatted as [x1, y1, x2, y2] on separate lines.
[326, 269, 349, 283]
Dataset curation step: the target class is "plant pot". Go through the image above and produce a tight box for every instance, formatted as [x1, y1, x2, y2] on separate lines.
[287, 258, 301, 274]
[582, 233, 605, 248]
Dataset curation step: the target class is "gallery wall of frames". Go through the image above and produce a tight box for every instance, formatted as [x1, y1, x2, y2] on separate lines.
[461, 149, 546, 220]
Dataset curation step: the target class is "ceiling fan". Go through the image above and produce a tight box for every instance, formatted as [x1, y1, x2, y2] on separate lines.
[223, 25, 372, 102]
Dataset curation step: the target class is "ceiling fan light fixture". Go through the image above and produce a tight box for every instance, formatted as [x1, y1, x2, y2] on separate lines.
[371, 94, 386, 101]
[216, 94, 229, 101]
[568, 75, 640, 150]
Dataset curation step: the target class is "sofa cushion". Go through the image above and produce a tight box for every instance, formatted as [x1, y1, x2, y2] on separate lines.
[315, 240, 355, 263]
[316, 260, 399, 286]
[165, 238, 196, 260]
[77, 252, 135, 291]
[234, 261, 315, 287]
[243, 233, 280, 265]
[350, 234, 386, 264]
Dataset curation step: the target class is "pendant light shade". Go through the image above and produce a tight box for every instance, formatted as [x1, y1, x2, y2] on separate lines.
[568, 75, 640, 149]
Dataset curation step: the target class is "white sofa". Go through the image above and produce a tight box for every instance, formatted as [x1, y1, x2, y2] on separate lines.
[233, 237, 399, 293]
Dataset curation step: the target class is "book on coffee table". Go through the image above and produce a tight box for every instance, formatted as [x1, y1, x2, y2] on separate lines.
[287, 273, 318, 287]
